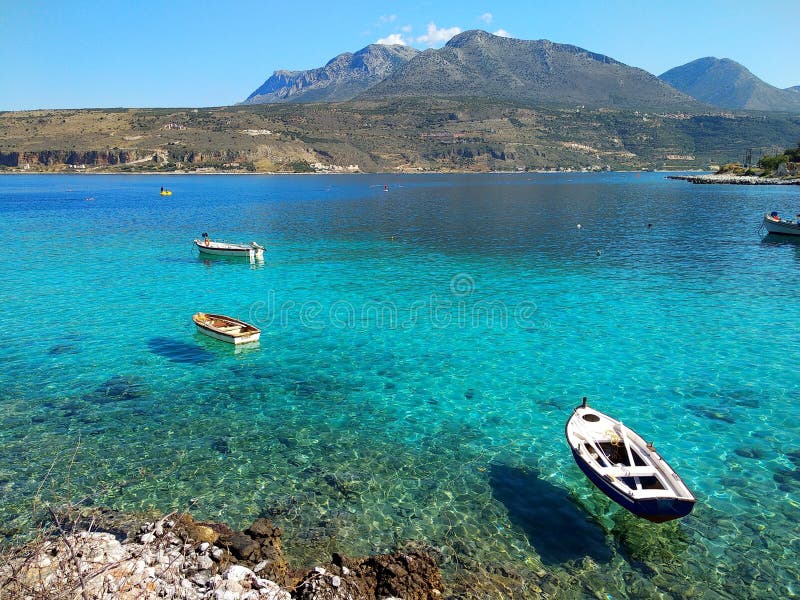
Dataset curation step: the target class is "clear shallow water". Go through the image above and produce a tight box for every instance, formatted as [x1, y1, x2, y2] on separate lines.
[2, 173, 800, 597]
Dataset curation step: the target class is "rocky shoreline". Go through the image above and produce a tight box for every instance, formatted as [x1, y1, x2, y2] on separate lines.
[0, 508, 442, 599]
[667, 173, 800, 185]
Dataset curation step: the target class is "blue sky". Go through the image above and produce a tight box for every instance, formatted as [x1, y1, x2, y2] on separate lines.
[1, 0, 797, 111]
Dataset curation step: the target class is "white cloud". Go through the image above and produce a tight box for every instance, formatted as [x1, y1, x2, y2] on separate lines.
[379, 14, 397, 24]
[416, 22, 462, 47]
[401, 25, 412, 33]
[493, 29, 511, 38]
[376, 33, 409, 46]
[480, 13, 493, 25]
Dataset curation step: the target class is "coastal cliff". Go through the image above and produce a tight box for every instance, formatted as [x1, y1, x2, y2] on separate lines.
[3, 102, 800, 174]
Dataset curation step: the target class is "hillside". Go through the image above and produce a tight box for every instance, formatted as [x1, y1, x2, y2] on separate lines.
[361, 30, 701, 111]
[243, 44, 419, 104]
[2, 101, 799, 174]
[659, 58, 800, 113]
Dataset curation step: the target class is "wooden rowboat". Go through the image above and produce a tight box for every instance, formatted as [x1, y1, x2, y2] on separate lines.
[565, 398, 695, 523]
[192, 312, 261, 345]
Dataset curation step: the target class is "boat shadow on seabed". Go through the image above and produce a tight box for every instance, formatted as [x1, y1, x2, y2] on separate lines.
[488, 463, 611, 566]
[147, 336, 215, 364]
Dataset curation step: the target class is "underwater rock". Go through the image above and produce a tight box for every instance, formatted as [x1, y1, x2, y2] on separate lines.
[48, 343, 78, 355]
[324, 473, 362, 499]
[212, 436, 232, 455]
[734, 446, 766, 459]
[786, 449, 800, 466]
[277, 436, 298, 448]
[687, 404, 735, 424]
[86, 375, 148, 404]
[773, 467, 800, 492]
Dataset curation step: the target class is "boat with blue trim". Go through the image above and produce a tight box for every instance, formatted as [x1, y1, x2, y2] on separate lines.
[565, 398, 695, 523]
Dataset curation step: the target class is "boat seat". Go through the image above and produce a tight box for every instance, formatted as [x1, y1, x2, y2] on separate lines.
[629, 489, 681, 500]
[217, 326, 242, 332]
[602, 466, 658, 478]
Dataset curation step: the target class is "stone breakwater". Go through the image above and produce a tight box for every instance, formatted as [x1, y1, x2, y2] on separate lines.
[667, 174, 800, 185]
[0, 510, 442, 600]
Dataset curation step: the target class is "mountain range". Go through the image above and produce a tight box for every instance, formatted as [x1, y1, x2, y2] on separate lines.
[243, 30, 800, 114]
[659, 57, 800, 112]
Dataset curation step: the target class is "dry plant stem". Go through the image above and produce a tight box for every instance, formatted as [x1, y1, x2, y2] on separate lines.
[48, 507, 90, 600]
[65, 435, 81, 501]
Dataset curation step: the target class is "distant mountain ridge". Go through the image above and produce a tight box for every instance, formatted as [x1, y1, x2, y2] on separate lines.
[659, 58, 800, 113]
[242, 44, 419, 104]
[361, 30, 699, 110]
[244, 30, 700, 111]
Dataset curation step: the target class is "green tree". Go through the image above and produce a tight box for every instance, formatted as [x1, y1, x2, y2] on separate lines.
[758, 154, 788, 172]
[783, 142, 800, 162]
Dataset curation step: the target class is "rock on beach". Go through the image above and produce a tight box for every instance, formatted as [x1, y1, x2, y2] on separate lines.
[0, 509, 443, 600]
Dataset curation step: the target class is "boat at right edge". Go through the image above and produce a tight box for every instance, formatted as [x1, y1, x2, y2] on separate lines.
[565, 397, 696, 523]
[762, 212, 800, 236]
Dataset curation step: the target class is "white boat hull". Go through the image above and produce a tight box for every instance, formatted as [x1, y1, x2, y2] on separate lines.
[763, 215, 800, 236]
[194, 324, 260, 344]
[195, 240, 265, 260]
[192, 312, 261, 345]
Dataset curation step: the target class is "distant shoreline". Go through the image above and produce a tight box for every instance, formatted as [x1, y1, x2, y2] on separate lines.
[667, 173, 800, 185]
[0, 169, 705, 176]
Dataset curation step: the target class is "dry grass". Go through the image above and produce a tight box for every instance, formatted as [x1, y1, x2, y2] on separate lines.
[0, 440, 182, 600]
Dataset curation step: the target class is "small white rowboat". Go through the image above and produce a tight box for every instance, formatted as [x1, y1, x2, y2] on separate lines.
[565, 398, 695, 523]
[192, 312, 261, 345]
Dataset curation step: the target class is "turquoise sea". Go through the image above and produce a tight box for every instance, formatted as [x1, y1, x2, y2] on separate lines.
[1, 173, 799, 598]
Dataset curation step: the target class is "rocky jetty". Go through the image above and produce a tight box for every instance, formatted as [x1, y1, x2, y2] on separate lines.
[0, 510, 442, 599]
[667, 173, 800, 185]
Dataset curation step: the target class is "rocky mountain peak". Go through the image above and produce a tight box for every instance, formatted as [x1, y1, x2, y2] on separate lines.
[242, 43, 419, 104]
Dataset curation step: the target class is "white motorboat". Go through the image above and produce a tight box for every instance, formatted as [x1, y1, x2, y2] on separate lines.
[195, 233, 265, 260]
